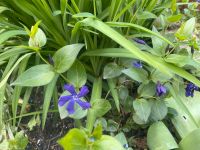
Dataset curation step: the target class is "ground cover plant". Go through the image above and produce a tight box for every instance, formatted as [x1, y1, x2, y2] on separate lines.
[0, 0, 200, 149]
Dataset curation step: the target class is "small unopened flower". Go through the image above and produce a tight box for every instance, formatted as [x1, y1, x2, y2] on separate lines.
[134, 38, 146, 45]
[156, 82, 167, 96]
[185, 82, 199, 97]
[58, 84, 91, 114]
[133, 60, 143, 68]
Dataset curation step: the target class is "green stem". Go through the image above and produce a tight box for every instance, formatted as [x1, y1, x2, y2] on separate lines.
[86, 77, 102, 133]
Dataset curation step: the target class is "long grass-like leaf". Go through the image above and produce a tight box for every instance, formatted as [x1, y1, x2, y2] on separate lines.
[42, 74, 59, 129]
[81, 18, 200, 87]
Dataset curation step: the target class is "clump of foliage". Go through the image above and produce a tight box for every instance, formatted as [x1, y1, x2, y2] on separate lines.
[0, 0, 200, 149]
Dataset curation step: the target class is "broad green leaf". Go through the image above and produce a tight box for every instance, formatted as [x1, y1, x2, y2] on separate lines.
[165, 54, 190, 67]
[133, 99, 152, 123]
[92, 135, 124, 150]
[179, 129, 200, 150]
[149, 100, 168, 121]
[58, 128, 87, 150]
[175, 17, 196, 41]
[12, 64, 55, 87]
[53, 44, 84, 73]
[91, 99, 111, 118]
[147, 121, 178, 150]
[107, 79, 120, 112]
[103, 63, 122, 79]
[122, 68, 148, 83]
[115, 132, 128, 148]
[151, 70, 172, 83]
[42, 75, 58, 129]
[137, 82, 156, 98]
[67, 60, 87, 88]
[151, 26, 168, 56]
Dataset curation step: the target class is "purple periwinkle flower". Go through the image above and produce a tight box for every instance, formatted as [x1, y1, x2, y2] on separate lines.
[185, 82, 199, 97]
[133, 60, 143, 68]
[197, 0, 200, 3]
[134, 38, 146, 45]
[156, 82, 167, 96]
[58, 84, 91, 114]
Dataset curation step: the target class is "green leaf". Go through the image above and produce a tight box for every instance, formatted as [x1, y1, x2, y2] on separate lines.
[137, 82, 156, 98]
[106, 119, 119, 132]
[12, 64, 55, 87]
[91, 99, 111, 118]
[103, 63, 122, 79]
[133, 99, 152, 123]
[42, 74, 58, 129]
[53, 44, 84, 73]
[175, 17, 196, 41]
[67, 60, 87, 88]
[147, 121, 178, 150]
[58, 128, 88, 150]
[9, 131, 28, 150]
[167, 14, 182, 23]
[165, 54, 190, 67]
[92, 135, 124, 150]
[136, 11, 157, 19]
[122, 68, 148, 83]
[151, 26, 168, 56]
[107, 79, 120, 112]
[0, 30, 26, 45]
[92, 124, 103, 140]
[115, 132, 128, 148]
[151, 70, 172, 83]
[149, 100, 168, 121]
[179, 129, 200, 150]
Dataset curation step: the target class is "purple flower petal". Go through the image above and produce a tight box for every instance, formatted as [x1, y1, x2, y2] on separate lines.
[66, 99, 75, 114]
[64, 84, 77, 95]
[156, 82, 167, 97]
[134, 39, 146, 45]
[58, 95, 72, 106]
[76, 99, 91, 109]
[133, 61, 143, 68]
[78, 85, 89, 98]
